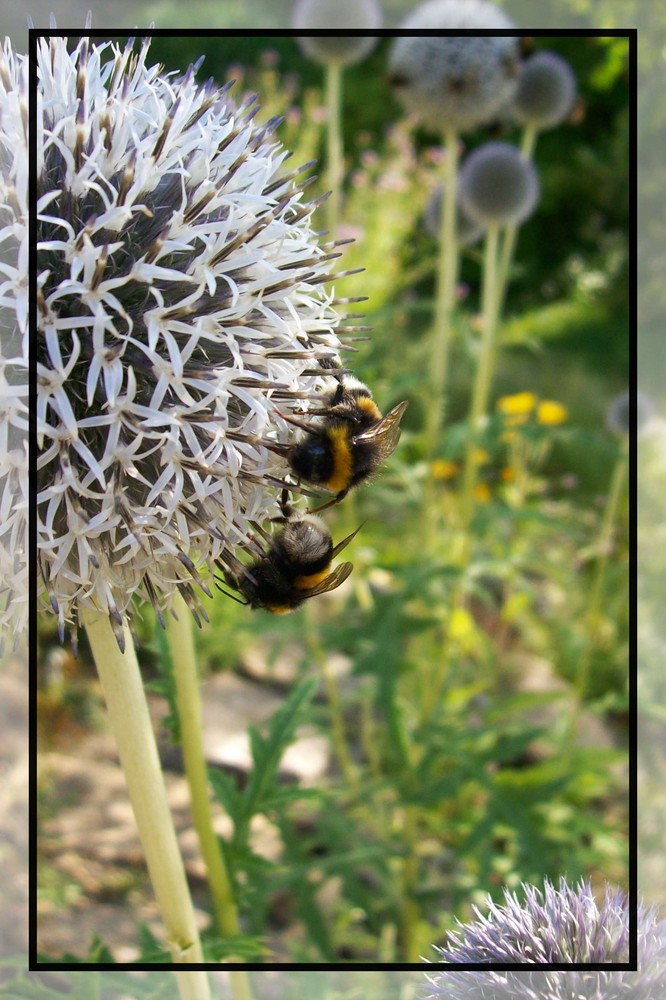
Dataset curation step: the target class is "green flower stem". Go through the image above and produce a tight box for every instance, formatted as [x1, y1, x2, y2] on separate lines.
[326, 62, 343, 237]
[168, 596, 253, 1000]
[422, 128, 460, 540]
[496, 124, 538, 314]
[81, 608, 208, 997]
[305, 608, 358, 786]
[431, 128, 460, 409]
[567, 436, 629, 743]
[459, 222, 502, 535]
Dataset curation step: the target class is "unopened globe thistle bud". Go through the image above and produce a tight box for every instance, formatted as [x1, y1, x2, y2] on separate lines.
[292, 0, 382, 67]
[0, 40, 29, 653]
[512, 51, 577, 130]
[606, 389, 655, 437]
[458, 141, 539, 226]
[388, 0, 520, 134]
[35, 35, 354, 646]
[425, 184, 486, 247]
[425, 879, 666, 1000]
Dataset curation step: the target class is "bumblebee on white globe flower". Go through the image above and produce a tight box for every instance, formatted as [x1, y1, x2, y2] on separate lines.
[34, 33, 364, 647]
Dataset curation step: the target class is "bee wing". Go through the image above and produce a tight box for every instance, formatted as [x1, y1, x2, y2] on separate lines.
[330, 523, 364, 558]
[351, 400, 408, 461]
[302, 561, 354, 597]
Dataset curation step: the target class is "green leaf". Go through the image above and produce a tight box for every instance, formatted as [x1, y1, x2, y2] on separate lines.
[234, 678, 319, 843]
[208, 766, 243, 826]
[203, 933, 268, 962]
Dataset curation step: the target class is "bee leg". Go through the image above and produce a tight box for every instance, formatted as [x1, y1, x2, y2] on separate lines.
[307, 488, 348, 514]
[280, 488, 294, 520]
[246, 519, 272, 546]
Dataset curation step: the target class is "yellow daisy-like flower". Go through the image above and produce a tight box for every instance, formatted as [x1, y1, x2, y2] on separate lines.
[497, 391, 537, 417]
[432, 459, 459, 481]
[500, 467, 515, 482]
[537, 400, 568, 426]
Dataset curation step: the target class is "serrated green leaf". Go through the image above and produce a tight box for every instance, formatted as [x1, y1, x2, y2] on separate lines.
[234, 678, 318, 843]
[208, 766, 243, 826]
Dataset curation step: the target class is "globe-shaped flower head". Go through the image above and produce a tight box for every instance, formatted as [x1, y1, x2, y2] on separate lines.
[292, 0, 382, 67]
[511, 50, 577, 130]
[0, 40, 29, 653]
[459, 141, 540, 226]
[388, 0, 520, 134]
[606, 388, 655, 437]
[36, 35, 352, 646]
[425, 879, 666, 999]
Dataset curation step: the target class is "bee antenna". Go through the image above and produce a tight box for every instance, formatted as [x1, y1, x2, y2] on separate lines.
[214, 582, 249, 606]
[274, 409, 316, 433]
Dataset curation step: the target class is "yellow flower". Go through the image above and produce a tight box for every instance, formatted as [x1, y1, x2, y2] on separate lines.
[500, 467, 515, 482]
[497, 391, 537, 417]
[432, 459, 458, 481]
[537, 400, 568, 426]
[473, 448, 489, 464]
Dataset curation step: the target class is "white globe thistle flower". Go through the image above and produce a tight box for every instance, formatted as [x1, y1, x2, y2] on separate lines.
[36, 34, 354, 647]
[458, 141, 540, 226]
[425, 183, 486, 247]
[388, 0, 520, 134]
[0, 40, 29, 653]
[425, 879, 666, 999]
[606, 389, 655, 437]
[292, 0, 382, 67]
[512, 51, 577, 131]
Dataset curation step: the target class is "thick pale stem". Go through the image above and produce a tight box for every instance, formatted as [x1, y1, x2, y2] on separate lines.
[81, 608, 209, 1000]
[326, 62, 343, 237]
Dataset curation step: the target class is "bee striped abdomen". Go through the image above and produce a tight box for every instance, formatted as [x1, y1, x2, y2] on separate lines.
[325, 425, 354, 493]
[294, 568, 330, 590]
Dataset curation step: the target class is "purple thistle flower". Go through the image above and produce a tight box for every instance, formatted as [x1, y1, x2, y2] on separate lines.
[425, 879, 666, 999]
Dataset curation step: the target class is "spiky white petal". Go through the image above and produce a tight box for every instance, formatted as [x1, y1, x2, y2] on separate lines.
[0, 39, 29, 653]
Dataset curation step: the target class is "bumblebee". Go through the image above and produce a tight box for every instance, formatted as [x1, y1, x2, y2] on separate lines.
[276, 376, 408, 512]
[219, 513, 359, 614]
